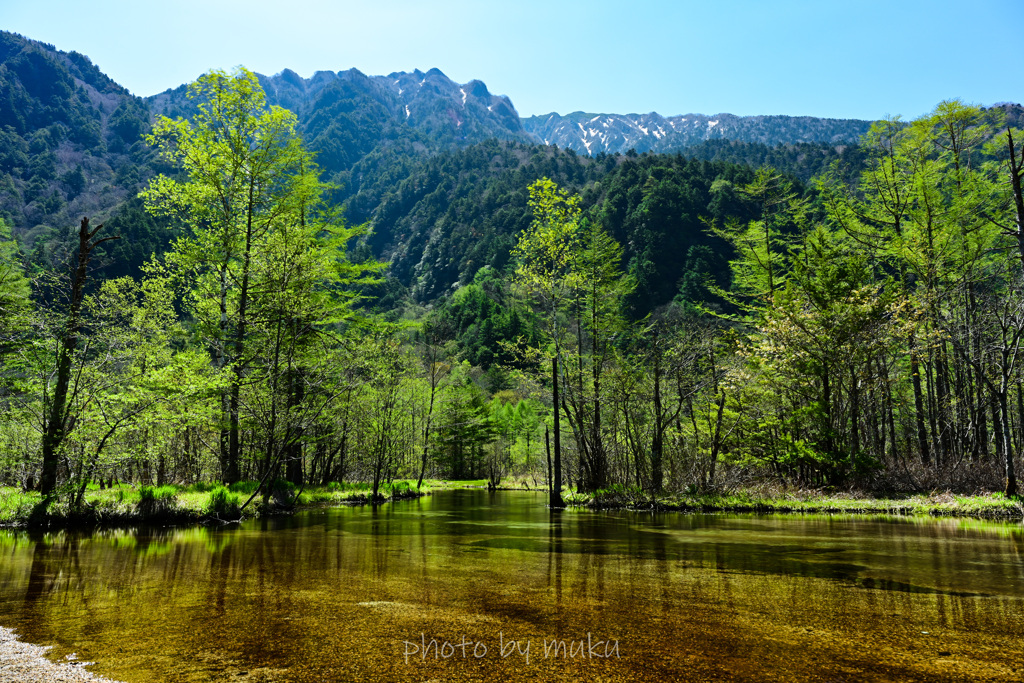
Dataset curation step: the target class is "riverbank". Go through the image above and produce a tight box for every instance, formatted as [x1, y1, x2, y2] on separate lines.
[0, 480, 431, 529]
[3, 480, 1022, 528]
[558, 486, 1024, 519]
[0, 626, 121, 682]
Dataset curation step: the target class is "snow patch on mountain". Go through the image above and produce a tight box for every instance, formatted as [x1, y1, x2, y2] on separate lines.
[521, 110, 875, 156]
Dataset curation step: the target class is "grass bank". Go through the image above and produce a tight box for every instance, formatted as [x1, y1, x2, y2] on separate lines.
[560, 485, 1024, 519]
[0, 479, 430, 529]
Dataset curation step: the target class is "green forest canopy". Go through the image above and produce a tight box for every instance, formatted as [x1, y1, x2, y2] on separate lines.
[1, 70, 1023, 508]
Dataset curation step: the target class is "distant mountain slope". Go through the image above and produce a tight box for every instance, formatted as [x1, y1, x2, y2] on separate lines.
[522, 111, 877, 155]
[0, 32, 156, 248]
[5, 29, 1023, 301]
[149, 67, 532, 185]
[148, 68, 882, 191]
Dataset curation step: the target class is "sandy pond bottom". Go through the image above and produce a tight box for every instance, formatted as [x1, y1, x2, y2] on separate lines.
[0, 490, 1021, 682]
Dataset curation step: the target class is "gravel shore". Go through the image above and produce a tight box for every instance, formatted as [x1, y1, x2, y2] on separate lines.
[0, 627, 121, 682]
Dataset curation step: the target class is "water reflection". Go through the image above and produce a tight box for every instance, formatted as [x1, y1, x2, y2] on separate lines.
[0, 491, 1021, 681]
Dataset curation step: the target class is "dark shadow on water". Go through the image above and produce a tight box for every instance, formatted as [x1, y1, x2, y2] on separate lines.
[464, 535, 990, 598]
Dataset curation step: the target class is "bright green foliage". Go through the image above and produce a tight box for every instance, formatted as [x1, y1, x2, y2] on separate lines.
[0, 219, 31, 483]
[511, 178, 637, 492]
[826, 102, 1000, 293]
[820, 100, 1009, 476]
[142, 67, 380, 485]
[562, 218, 635, 491]
[7, 71, 1024, 505]
[507, 398, 544, 475]
[433, 361, 496, 480]
[734, 226, 895, 483]
[431, 266, 539, 370]
[712, 167, 809, 316]
[0, 219, 28, 338]
[206, 486, 241, 516]
[346, 325, 415, 497]
[512, 177, 582, 345]
[6, 271, 218, 502]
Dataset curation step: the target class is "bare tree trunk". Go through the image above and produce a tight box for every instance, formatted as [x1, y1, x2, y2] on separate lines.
[1000, 389, 1017, 497]
[910, 336, 930, 465]
[650, 342, 664, 493]
[545, 425, 552, 495]
[551, 356, 564, 507]
[40, 218, 118, 496]
[1004, 129, 1024, 272]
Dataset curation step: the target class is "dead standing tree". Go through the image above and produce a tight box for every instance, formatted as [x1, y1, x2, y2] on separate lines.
[39, 218, 119, 496]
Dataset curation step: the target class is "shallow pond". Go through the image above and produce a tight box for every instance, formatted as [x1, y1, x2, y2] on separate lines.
[0, 489, 1022, 681]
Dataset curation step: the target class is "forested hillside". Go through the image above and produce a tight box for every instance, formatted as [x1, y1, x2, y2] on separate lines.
[1, 35, 1023, 517]
[0, 30, 897, 283]
[0, 32, 156, 259]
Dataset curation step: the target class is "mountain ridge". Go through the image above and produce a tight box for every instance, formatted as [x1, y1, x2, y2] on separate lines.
[522, 110, 876, 156]
[148, 65, 880, 161]
[2, 29, 1021, 296]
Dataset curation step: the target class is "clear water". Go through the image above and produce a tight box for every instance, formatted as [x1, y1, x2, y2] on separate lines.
[0, 489, 1022, 681]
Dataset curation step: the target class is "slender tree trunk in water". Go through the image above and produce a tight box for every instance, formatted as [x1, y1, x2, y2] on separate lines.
[40, 218, 118, 496]
[551, 356, 564, 507]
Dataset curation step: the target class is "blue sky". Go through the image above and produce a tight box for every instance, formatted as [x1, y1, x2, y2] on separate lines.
[2, 0, 1020, 121]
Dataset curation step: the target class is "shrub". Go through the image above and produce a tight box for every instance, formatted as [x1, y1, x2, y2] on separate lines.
[384, 481, 411, 496]
[270, 479, 297, 507]
[207, 486, 241, 517]
[326, 481, 371, 492]
[138, 485, 177, 502]
[137, 485, 178, 515]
